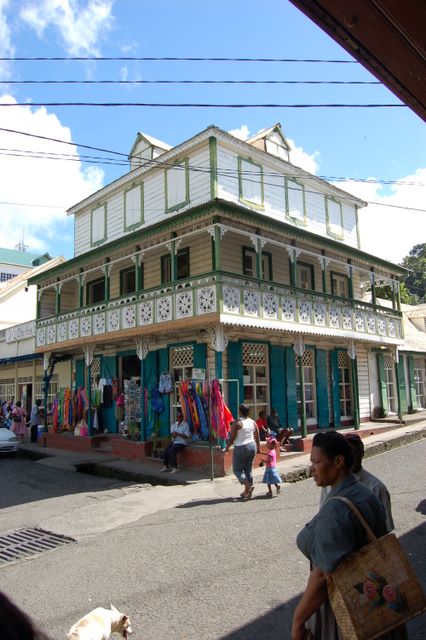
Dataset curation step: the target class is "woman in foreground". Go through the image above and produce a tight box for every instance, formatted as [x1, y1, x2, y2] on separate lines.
[292, 431, 406, 640]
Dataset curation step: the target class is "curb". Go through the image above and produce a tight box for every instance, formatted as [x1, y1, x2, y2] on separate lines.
[281, 427, 426, 484]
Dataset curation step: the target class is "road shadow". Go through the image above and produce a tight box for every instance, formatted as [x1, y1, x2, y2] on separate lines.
[217, 522, 426, 640]
[176, 493, 281, 508]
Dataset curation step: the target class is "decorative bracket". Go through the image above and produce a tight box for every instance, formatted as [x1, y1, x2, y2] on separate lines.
[293, 334, 305, 358]
[101, 264, 112, 277]
[83, 344, 96, 367]
[317, 256, 330, 271]
[347, 339, 356, 360]
[135, 337, 150, 361]
[43, 353, 50, 371]
[207, 325, 229, 352]
[391, 346, 399, 363]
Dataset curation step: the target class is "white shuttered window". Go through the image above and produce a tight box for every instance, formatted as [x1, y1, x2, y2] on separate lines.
[239, 157, 263, 206]
[91, 205, 106, 245]
[166, 159, 188, 211]
[125, 184, 143, 229]
[327, 198, 344, 238]
[286, 178, 305, 223]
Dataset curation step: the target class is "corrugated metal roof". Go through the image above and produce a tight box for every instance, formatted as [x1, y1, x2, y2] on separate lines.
[0, 247, 48, 267]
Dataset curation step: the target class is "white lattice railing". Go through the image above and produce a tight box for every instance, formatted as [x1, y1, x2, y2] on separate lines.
[5, 320, 36, 343]
[35, 273, 403, 348]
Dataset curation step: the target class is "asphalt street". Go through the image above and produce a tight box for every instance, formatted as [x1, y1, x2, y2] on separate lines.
[0, 440, 425, 640]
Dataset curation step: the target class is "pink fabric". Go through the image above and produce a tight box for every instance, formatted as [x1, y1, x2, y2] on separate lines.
[266, 448, 276, 468]
[12, 407, 26, 435]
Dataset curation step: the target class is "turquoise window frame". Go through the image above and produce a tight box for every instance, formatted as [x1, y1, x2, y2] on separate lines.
[238, 156, 264, 209]
[285, 177, 307, 226]
[124, 182, 144, 232]
[326, 196, 344, 240]
[165, 158, 190, 213]
[90, 203, 107, 247]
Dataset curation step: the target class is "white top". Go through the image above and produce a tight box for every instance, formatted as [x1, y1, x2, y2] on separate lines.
[234, 417, 257, 446]
[171, 420, 191, 446]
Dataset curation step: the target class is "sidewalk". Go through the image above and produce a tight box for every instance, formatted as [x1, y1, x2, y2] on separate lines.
[18, 419, 426, 487]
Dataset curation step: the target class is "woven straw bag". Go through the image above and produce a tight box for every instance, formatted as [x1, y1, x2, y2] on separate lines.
[327, 497, 426, 640]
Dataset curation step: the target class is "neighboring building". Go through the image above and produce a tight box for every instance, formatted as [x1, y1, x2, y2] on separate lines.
[0, 254, 66, 414]
[368, 302, 426, 418]
[28, 123, 408, 441]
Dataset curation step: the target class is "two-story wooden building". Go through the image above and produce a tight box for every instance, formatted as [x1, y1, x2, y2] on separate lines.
[29, 123, 406, 444]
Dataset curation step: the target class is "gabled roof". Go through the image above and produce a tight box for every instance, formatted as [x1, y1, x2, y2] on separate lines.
[0, 247, 51, 268]
[128, 131, 172, 158]
[246, 123, 291, 151]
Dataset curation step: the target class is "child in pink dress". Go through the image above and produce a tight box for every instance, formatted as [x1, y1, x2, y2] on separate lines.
[261, 436, 282, 497]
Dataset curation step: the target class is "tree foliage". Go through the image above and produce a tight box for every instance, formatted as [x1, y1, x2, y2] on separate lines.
[401, 243, 426, 304]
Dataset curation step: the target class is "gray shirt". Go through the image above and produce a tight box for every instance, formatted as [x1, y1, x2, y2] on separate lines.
[320, 466, 394, 532]
[297, 475, 387, 573]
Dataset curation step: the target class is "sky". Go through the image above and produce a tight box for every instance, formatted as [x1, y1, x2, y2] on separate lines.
[0, 0, 425, 265]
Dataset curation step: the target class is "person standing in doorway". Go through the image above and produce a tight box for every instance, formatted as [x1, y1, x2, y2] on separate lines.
[30, 399, 43, 444]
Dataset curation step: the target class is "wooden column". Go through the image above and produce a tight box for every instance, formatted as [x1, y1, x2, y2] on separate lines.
[370, 270, 377, 305]
[136, 337, 150, 442]
[83, 345, 95, 436]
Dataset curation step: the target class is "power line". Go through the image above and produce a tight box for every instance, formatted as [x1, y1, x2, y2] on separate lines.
[0, 126, 128, 157]
[0, 101, 405, 108]
[1, 79, 381, 85]
[0, 56, 358, 63]
[0, 129, 423, 188]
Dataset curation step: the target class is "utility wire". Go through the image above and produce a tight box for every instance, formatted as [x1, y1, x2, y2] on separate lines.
[0, 126, 128, 157]
[0, 101, 404, 108]
[0, 56, 358, 63]
[0, 129, 423, 187]
[1, 79, 381, 85]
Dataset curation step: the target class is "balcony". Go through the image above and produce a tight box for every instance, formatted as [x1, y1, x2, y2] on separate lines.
[35, 272, 403, 350]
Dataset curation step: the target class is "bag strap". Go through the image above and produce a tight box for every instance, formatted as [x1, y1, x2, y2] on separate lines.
[329, 496, 377, 543]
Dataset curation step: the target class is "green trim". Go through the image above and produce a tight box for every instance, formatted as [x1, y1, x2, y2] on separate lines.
[165, 157, 190, 213]
[326, 196, 344, 240]
[238, 155, 265, 210]
[377, 353, 388, 417]
[209, 136, 218, 199]
[408, 355, 418, 412]
[124, 182, 144, 232]
[28, 199, 407, 286]
[315, 349, 329, 427]
[90, 203, 107, 247]
[269, 345, 286, 426]
[285, 177, 307, 226]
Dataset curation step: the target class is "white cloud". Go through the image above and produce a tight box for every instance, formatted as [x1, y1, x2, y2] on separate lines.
[228, 125, 251, 141]
[287, 138, 319, 174]
[334, 170, 426, 264]
[0, 0, 14, 80]
[20, 0, 115, 56]
[0, 94, 104, 256]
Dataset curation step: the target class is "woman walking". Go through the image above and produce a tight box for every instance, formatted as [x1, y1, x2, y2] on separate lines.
[291, 431, 405, 640]
[12, 401, 26, 444]
[225, 403, 260, 501]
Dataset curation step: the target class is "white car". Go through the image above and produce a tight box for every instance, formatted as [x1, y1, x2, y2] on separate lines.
[0, 427, 19, 454]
